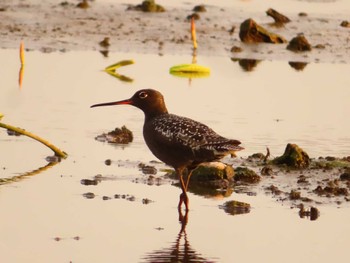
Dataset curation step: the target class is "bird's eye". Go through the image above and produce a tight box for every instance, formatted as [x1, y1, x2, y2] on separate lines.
[139, 91, 148, 99]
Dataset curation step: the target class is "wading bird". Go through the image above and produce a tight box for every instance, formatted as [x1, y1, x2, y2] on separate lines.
[91, 89, 243, 211]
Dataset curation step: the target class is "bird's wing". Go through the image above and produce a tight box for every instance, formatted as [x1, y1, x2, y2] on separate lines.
[152, 114, 242, 152]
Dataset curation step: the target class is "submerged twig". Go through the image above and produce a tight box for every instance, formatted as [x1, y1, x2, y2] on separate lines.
[0, 121, 68, 159]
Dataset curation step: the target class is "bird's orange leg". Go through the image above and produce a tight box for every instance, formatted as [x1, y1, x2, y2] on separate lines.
[184, 169, 194, 192]
[177, 168, 189, 211]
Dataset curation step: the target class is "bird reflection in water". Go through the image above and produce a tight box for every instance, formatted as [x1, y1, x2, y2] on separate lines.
[141, 210, 217, 263]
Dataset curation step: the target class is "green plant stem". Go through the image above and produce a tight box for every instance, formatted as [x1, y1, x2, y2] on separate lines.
[0, 122, 68, 159]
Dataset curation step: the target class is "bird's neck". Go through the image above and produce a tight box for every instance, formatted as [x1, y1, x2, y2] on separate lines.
[144, 108, 168, 122]
[142, 98, 168, 121]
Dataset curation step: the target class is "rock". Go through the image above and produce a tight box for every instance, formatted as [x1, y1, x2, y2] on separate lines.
[219, 200, 251, 215]
[95, 125, 133, 144]
[261, 166, 273, 176]
[239, 18, 287, 43]
[287, 35, 312, 52]
[234, 167, 261, 183]
[325, 156, 336, 161]
[314, 44, 326, 49]
[340, 170, 350, 181]
[266, 8, 291, 24]
[76, 0, 89, 9]
[313, 185, 348, 196]
[191, 162, 234, 181]
[99, 37, 110, 48]
[289, 189, 301, 200]
[127, 0, 165, 12]
[272, 143, 310, 168]
[193, 5, 206, 12]
[230, 46, 242, 52]
[340, 21, 350, 28]
[164, 162, 235, 196]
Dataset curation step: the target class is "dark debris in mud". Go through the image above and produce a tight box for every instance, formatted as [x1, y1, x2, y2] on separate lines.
[82, 191, 154, 204]
[138, 163, 158, 175]
[95, 126, 133, 144]
[84, 144, 350, 217]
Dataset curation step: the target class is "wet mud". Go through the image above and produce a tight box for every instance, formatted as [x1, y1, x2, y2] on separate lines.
[1, 0, 350, 63]
[83, 140, 350, 220]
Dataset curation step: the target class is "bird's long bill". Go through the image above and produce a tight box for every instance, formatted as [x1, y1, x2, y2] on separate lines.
[90, 99, 132, 108]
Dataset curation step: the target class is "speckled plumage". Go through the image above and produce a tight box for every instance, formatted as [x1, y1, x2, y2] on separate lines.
[144, 113, 242, 169]
[91, 89, 243, 211]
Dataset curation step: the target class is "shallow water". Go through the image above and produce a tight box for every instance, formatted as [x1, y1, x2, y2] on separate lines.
[0, 49, 349, 262]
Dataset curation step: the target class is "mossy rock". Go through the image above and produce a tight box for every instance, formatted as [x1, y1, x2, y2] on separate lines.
[312, 158, 350, 170]
[233, 167, 261, 183]
[219, 200, 251, 215]
[272, 143, 310, 168]
[128, 0, 165, 12]
[190, 162, 234, 181]
[165, 162, 235, 195]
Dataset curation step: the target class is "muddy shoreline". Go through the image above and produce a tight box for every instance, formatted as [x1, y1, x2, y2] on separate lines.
[1, 0, 350, 63]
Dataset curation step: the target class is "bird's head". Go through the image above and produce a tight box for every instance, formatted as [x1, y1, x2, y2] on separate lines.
[91, 89, 168, 118]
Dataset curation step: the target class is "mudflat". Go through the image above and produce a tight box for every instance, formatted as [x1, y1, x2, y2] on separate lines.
[1, 0, 350, 63]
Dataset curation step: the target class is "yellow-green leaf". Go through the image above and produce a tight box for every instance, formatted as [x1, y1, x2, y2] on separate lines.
[105, 60, 134, 72]
[169, 64, 210, 78]
[170, 64, 210, 74]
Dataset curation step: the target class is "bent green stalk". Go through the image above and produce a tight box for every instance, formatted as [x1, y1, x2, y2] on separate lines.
[0, 121, 68, 159]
